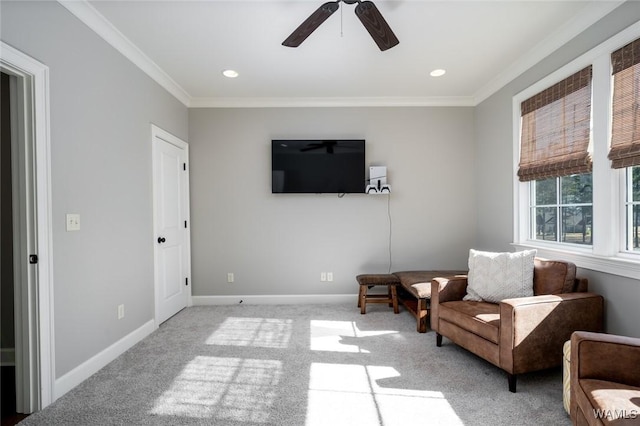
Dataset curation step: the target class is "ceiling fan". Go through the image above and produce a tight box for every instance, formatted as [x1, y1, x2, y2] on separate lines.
[282, 0, 399, 52]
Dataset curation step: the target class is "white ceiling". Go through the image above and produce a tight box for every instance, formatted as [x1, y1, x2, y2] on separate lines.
[61, 1, 623, 107]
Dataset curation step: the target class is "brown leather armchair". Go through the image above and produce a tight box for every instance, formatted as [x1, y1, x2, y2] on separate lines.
[430, 258, 604, 392]
[570, 331, 640, 425]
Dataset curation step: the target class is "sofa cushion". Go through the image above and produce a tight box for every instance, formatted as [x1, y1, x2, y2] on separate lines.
[579, 379, 640, 424]
[464, 249, 536, 303]
[439, 300, 500, 344]
[393, 271, 439, 298]
[533, 258, 577, 295]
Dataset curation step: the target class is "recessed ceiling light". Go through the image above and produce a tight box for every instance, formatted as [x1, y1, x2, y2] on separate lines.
[222, 69, 239, 78]
[430, 69, 446, 77]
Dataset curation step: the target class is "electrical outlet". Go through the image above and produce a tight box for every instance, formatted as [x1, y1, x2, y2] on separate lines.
[66, 213, 81, 231]
[227, 273, 234, 283]
[320, 272, 327, 282]
[117, 304, 125, 320]
[327, 272, 334, 282]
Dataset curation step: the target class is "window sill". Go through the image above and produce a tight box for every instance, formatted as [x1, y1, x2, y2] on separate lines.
[512, 242, 640, 280]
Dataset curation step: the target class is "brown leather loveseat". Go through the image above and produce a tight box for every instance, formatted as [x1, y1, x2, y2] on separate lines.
[570, 331, 640, 425]
[430, 258, 604, 392]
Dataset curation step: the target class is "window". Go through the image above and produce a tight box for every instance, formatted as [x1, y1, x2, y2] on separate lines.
[610, 38, 640, 253]
[513, 22, 640, 279]
[518, 67, 594, 248]
[531, 174, 592, 245]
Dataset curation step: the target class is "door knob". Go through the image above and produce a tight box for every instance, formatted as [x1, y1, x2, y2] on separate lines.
[157, 237, 166, 244]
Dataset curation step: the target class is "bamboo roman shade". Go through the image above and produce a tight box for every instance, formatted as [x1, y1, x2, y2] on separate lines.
[609, 38, 640, 169]
[518, 66, 593, 182]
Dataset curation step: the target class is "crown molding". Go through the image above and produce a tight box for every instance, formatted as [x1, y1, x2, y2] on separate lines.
[57, 0, 192, 107]
[188, 96, 476, 108]
[473, 0, 624, 105]
[53, 0, 483, 109]
[58, 0, 624, 110]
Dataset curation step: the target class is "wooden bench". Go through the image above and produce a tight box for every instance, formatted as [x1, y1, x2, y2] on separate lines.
[392, 270, 467, 333]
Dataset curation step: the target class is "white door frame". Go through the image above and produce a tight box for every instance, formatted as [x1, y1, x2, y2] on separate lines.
[151, 124, 192, 325]
[1, 42, 55, 410]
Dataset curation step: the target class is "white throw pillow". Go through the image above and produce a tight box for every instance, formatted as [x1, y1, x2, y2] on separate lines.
[464, 249, 537, 303]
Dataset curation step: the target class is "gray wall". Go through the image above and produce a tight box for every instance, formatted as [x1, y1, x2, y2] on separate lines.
[474, 1, 640, 337]
[0, 1, 188, 377]
[189, 107, 476, 296]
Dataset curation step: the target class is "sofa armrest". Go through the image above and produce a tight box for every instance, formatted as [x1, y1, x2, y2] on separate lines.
[498, 292, 604, 375]
[430, 275, 468, 332]
[571, 331, 640, 386]
[570, 331, 640, 424]
[431, 275, 468, 303]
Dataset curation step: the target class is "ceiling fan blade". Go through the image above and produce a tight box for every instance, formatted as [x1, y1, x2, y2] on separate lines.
[354, 1, 399, 51]
[282, 1, 340, 48]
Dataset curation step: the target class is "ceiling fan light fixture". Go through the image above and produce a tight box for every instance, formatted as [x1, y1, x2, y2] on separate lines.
[222, 69, 239, 78]
[430, 69, 446, 77]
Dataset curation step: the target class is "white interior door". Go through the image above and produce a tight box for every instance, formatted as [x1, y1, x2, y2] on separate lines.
[152, 125, 190, 325]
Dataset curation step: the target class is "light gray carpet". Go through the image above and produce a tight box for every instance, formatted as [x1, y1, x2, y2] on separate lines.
[21, 303, 571, 425]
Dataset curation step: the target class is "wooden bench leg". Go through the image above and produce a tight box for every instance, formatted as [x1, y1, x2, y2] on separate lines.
[357, 285, 363, 308]
[360, 286, 367, 314]
[417, 298, 428, 333]
[390, 285, 399, 314]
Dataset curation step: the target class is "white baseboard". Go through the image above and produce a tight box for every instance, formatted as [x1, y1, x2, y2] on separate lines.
[54, 319, 156, 400]
[192, 294, 357, 306]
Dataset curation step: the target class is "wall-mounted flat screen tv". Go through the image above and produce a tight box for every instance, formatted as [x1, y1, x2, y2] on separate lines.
[272, 139, 365, 194]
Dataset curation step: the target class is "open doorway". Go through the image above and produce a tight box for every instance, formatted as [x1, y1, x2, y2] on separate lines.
[0, 42, 54, 421]
[0, 71, 26, 425]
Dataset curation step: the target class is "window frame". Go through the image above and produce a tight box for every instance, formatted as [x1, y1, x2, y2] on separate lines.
[512, 21, 640, 280]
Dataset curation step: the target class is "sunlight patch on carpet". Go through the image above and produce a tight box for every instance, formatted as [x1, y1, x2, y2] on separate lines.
[310, 320, 398, 353]
[306, 363, 464, 426]
[206, 317, 293, 348]
[150, 356, 281, 422]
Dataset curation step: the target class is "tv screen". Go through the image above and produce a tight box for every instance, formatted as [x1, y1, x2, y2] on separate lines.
[271, 140, 365, 194]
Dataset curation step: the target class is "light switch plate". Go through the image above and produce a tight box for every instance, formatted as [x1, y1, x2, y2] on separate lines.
[66, 214, 81, 231]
